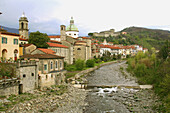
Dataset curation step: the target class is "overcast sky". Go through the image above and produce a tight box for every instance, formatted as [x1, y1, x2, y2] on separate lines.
[0, 0, 170, 36]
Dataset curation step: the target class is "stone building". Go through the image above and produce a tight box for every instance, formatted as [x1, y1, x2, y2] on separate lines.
[47, 42, 69, 64]
[19, 12, 29, 39]
[20, 54, 65, 89]
[19, 44, 37, 56]
[0, 30, 20, 61]
[93, 29, 120, 37]
[16, 60, 39, 93]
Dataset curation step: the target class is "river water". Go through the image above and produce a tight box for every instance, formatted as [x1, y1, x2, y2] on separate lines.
[83, 61, 160, 113]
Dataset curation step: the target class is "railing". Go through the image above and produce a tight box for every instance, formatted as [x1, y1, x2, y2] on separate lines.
[19, 61, 37, 66]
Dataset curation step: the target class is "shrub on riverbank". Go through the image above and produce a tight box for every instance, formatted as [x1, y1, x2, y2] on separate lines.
[75, 59, 85, 70]
[86, 59, 95, 67]
[127, 43, 170, 112]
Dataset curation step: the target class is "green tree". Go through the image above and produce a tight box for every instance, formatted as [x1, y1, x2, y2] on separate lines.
[158, 40, 169, 60]
[75, 59, 85, 70]
[28, 31, 50, 48]
[88, 33, 93, 36]
[86, 59, 95, 67]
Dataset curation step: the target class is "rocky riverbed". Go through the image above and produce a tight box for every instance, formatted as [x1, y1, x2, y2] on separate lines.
[0, 61, 162, 113]
[84, 61, 162, 113]
[0, 84, 88, 113]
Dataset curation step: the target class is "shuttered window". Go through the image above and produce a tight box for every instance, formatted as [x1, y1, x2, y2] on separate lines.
[2, 37, 7, 44]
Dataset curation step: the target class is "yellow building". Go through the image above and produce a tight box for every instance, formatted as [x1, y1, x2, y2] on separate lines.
[0, 31, 20, 61]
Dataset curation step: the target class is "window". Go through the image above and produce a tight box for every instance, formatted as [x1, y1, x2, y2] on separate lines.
[23, 74, 26, 78]
[14, 39, 18, 45]
[46, 75, 48, 79]
[55, 61, 58, 69]
[69, 33, 71, 35]
[2, 37, 7, 44]
[51, 74, 53, 78]
[77, 48, 81, 50]
[32, 73, 34, 76]
[50, 61, 53, 70]
[74, 34, 76, 35]
[44, 64, 47, 71]
[60, 61, 62, 68]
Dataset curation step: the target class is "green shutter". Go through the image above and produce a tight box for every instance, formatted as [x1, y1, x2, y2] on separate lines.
[13, 39, 15, 44]
[6, 38, 7, 44]
[17, 39, 18, 44]
[2, 37, 3, 43]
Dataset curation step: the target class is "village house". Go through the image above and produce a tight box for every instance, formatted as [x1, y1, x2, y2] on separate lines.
[0, 29, 20, 61]
[19, 44, 37, 56]
[20, 53, 65, 89]
[47, 42, 69, 64]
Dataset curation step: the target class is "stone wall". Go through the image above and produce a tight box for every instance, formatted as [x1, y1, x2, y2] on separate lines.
[17, 61, 39, 93]
[0, 78, 20, 96]
[38, 70, 66, 89]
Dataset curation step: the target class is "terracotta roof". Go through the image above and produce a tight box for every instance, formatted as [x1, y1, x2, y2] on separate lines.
[49, 40, 62, 44]
[37, 48, 56, 55]
[47, 42, 68, 48]
[0, 31, 20, 36]
[48, 35, 60, 38]
[19, 38, 28, 41]
[110, 46, 122, 49]
[75, 41, 87, 43]
[81, 37, 90, 39]
[20, 54, 64, 59]
[22, 44, 33, 47]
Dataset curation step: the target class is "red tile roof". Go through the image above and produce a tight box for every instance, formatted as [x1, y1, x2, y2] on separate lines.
[75, 40, 87, 43]
[19, 38, 28, 41]
[47, 42, 68, 48]
[1, 31, 20, 36]
[20, 54, 64, 59]
[22, 44, 33, 47]
[81, 37, 90, 39]
[37, 48, 56, 55]
[48, 35, 60, 38]
[49, 40, 62, 44]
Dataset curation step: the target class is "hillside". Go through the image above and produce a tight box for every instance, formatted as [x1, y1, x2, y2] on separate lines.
[91, 26, 170, 50]
[0, 25, 19, 34]
[120, 27, 170, 50]
[122, 26, 170, 40]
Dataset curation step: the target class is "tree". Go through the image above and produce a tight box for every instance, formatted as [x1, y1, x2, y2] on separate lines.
[88, 33, 93, 36]
[86, 59, 95, 67]
[28, 31, 50, 48]
[158, 40, 169, 60]
[75, 59, 85, 70]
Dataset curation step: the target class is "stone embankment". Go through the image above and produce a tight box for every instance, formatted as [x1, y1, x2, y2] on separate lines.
[67, 60, 119, 85]
[0, 84, 87, 113]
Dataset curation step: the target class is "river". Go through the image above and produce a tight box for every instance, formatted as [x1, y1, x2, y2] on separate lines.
[83, 61, 160, 113]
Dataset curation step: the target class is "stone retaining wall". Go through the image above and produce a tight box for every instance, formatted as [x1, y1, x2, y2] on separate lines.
[73, 61, 119, 81]
[0, 78, 20, 96]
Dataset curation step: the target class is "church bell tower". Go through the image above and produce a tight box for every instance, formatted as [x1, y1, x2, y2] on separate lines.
[19, 12, 29, 39]
[60, 25, 66, 41]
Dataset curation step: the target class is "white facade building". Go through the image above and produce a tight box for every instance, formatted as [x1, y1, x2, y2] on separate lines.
[66, 17, 79, 38]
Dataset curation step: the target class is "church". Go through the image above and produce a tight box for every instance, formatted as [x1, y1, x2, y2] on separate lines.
[49, 17, 92, 64]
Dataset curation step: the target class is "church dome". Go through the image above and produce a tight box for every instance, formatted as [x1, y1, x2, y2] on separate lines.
[66, 24, 78, 31]
[66, 17, 79, 32]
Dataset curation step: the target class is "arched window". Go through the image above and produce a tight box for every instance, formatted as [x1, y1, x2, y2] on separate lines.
[50, 61, 53, 70]
[77, 48, 81, 50]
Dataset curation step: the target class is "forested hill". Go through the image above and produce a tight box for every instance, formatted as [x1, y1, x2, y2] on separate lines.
[122, 26, 170, 40]
[120, 27, 170, 50]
